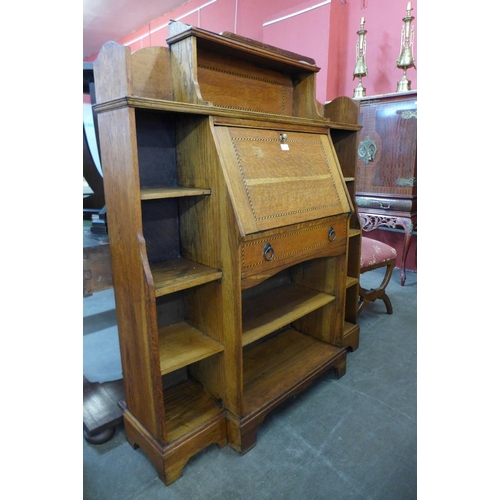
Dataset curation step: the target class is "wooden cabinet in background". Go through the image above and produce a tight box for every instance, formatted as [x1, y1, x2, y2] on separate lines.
[93, 22, 361, 485]
[355, 91, 417, 285]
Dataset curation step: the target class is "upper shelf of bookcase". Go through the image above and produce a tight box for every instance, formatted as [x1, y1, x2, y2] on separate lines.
[92, 22, 362, 128]
[166, 21, 320, 75]
[165, 21, 325, 119]
[93, 94, 361, 133]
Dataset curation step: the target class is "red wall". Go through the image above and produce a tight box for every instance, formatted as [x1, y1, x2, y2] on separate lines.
[84, 0, 417, 102]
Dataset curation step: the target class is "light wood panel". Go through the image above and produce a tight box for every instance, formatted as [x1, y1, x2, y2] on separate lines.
[158, 322, 224, 375]
[213, 126, 350, 235]
[243, 329, 343, 414]
[93, 96, 361, 132]
[140, 187, 210, 200]
[150, 257, 222, 297]
[242, 283, 335, 346]
[346, 276, 358, 288]
[163, 380, 225, 442]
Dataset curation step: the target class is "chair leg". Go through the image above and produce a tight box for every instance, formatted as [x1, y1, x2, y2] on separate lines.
[381, 292, 393, 315]
[358, 260, 396, 315]
[378, 261, 396, 293]
[358, 295, 369, 315]
[378, 261, 395, 314]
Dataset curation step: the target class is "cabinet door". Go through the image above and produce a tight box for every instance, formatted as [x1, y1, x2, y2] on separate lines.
[356, 95, 417, 197]
[213, 125, 351, 235]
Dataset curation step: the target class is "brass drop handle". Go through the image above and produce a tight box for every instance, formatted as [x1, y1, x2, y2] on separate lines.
[379, 202, 394, 210]
[328, 227, 336, 242]
[279, 133, 288, 142]
[263, 242, 275, 261]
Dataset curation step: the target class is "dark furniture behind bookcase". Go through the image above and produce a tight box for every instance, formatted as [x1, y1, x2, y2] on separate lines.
[92, 22, 362, 486]
[355, 91, 417, 285]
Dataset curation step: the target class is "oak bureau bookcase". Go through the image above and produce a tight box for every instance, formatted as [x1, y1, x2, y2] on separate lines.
[92, 21, 362, 485]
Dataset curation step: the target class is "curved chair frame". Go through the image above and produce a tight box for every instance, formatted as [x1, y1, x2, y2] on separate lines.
[358, 238, 397, 315]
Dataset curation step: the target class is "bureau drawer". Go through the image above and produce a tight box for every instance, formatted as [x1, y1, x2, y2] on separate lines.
[356, 195, 416, 213]
[240, 217, 347, 287]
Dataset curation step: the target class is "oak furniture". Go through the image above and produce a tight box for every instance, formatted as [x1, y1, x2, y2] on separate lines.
[83, 227, 125, 445]
[92, 22, 361, 485]
[355, 91, 417, 285]
[358, 237, 397, 315]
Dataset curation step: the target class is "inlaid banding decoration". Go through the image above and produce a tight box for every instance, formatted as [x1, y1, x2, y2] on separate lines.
[198, 64, 288, 115]
[401, 110, 417, 119]
[228, 128, 344, 228]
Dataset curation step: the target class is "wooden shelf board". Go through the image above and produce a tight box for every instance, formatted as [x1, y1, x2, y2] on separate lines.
[151, 257, 222, 297]
[346, 276, 358, 289]
[342, 321, 360, 351]
[243, 328, 343, 414]
[95, 96, 362, 132]
[344, 177, 355, 182]
[343, 321, 358, 338]
[167, 25, 320, 73]
[140, 187, 211, 200]
[242, 283, 334, 347]
[349, 228, 362, 237]
[163, 380, 224, 442]
[158, 321, 224, 375]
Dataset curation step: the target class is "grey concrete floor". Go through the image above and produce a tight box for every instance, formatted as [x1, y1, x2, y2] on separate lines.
[83, 268, 417, 500]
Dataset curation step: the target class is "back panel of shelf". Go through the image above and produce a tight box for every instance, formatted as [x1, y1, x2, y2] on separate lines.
[197, 46, 294, 115]
[137, 110, 178, 188]
[136, 109, 181, 263]
[330, 130, 359, 180]
[142, 199, 180, 263]
[167, 22, 322, 120]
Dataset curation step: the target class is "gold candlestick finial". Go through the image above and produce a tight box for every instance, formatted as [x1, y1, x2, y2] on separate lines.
[353, 17, 368, 98]
[396, 2, 416, 92]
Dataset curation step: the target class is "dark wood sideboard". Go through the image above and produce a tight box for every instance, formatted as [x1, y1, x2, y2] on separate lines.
[355, 91, 417, 285]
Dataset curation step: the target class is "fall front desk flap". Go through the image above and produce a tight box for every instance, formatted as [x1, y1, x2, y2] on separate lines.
[214, 125, 352, 236]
